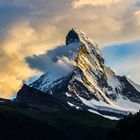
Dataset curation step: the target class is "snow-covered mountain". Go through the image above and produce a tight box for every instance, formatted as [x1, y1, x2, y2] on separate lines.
[17, 28, 140, 119]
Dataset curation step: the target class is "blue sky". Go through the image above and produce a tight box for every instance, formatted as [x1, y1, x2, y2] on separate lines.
[102, 40, 140, 84]
[0, 0, 140, 98]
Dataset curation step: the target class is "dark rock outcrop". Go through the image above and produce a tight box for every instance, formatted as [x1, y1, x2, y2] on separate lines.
[16, 84, 71, 111]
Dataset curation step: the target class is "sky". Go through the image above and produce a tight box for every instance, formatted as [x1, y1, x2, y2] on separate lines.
[0, 0, 140, 98]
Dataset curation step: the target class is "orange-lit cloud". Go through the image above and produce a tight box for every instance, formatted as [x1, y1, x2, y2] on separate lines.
[134, 10, 140, 27]
[0, 21, 64, 98]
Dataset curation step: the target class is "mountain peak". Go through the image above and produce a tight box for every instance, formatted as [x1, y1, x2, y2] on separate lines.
[66, 28, 80, 45]
[16, 28, 140, 120]
[66, 28, 99, 55]
[65, 28, 104, 72]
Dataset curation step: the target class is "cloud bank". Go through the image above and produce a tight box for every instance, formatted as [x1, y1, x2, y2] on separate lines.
[72, 0, 122, 8]
[26, 45, 74, 73]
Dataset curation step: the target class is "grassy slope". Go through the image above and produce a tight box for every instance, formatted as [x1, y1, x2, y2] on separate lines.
[0, 103, 116, 140]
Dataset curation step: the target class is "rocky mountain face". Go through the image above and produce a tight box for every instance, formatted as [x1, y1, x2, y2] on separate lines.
[16, 28, 140, 119]
[16, 84, 70, 111]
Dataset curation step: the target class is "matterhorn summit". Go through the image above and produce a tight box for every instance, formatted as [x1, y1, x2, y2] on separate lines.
[16, 28, 140, 119]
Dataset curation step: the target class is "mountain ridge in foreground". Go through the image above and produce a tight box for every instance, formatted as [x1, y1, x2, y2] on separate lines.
[15, 28, 140, 119]
[0, 99, 116, 140]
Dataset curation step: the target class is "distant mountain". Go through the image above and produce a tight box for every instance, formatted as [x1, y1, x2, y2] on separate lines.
[16, 28, 140, 119]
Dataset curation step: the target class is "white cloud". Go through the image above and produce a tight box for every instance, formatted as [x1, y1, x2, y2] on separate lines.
[72, 0, 122, 8]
